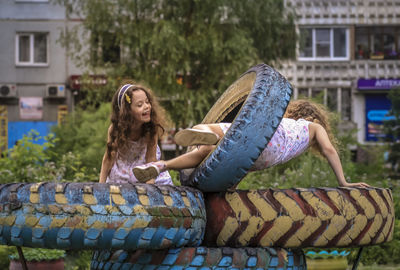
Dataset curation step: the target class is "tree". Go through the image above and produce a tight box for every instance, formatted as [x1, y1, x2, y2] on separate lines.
[384, 87, 400, 172]
[56, 0, 296, 128]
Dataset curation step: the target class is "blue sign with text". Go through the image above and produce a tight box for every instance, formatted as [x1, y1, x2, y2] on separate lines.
[365, 94, 392, 141]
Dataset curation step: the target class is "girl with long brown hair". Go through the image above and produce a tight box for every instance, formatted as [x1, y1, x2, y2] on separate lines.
[132, 99, 369, 189]
[99, 82, 172, 185]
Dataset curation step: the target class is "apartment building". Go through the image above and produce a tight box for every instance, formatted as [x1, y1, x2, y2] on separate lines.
[1, 0, 399, 154]
[280, 0, 400, 149]
[0, 0, 82, 152]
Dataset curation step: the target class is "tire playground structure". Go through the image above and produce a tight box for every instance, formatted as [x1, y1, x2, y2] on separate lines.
[0, 64, 395, 269]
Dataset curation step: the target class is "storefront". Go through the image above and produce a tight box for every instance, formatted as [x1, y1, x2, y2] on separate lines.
[357, 78, 400, 142]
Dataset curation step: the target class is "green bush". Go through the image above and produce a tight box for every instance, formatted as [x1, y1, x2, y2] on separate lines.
[0, 131, 98, 183]
[0, 246, 91, 270]
[9, 247, 65, 262]
[64, 250, 92, 270]
[50, 103, 110, 176]
[0, 245, 15, 269]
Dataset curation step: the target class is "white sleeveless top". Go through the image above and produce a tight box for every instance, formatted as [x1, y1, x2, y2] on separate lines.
[106, 137, 172, 185]
[219, 118, 311, 170]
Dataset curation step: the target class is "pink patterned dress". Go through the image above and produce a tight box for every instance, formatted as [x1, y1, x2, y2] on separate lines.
[106, 137, 172, 185]
[219, 118, 311, 170]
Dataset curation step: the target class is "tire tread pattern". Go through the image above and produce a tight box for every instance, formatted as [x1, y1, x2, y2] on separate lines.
[183, 64, 293, 192]
[90, 247, 306, 270]
[204, 187, 395, 248]
[0, 182, 206, 250]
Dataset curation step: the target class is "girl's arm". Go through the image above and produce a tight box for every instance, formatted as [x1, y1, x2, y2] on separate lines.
[144, 131, 158, 184]
[99, 125, 115, 183]
[145, 132, 158, 163]
[312, 123, 370, 188]
[99, 152, 114, 183]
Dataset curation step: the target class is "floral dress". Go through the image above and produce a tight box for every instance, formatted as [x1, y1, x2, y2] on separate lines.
[219, 118, 311, 170]
[106, 137, 172, 185]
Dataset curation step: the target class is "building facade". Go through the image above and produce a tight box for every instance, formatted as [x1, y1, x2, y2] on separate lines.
[280, 0, 400, 149]
[0, 0, 82, 152]
[1, 0, 399, 153]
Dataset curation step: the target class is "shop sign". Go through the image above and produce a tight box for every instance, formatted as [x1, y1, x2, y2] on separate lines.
[358, 79, 400, 90]
[69, 75, 107, 90]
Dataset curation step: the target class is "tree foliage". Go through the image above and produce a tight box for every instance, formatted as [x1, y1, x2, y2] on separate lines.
[384, 87, 400, 171]
[385, 87, 400, 139]
[55, 0, 296, 127]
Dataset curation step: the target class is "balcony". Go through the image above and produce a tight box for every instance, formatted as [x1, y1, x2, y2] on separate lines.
[278, 60, 400, 88]
[286, 0, 400, 25]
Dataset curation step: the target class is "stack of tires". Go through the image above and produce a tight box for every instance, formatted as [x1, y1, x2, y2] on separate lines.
[0, 65, 395, 269]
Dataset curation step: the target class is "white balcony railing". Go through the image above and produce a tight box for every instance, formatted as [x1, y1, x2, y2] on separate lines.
[278, 60, 400, 88]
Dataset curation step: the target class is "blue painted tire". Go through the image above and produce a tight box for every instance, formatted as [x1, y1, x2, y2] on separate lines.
[91, 247, 306, 270]
[180, 64, 292, 192]
[0, 182, 206, 250]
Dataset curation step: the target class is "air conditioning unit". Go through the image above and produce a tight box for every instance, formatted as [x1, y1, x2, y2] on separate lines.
[0, 84, 17, 98]
[46, 85, 66, 98]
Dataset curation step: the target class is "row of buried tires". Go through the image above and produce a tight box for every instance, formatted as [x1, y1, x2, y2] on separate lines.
[0, 65, 395, 269]
[0, 182, 394, 269]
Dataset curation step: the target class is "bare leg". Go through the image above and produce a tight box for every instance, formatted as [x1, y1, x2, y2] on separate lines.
[174, 124, 225, 147]
[133, 144, 215, 182]
[164, 145, 215, 170]
[191, 124, 224, 138]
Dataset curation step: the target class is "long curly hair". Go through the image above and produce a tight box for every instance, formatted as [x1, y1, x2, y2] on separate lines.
[284, 99, 339, 154]
[106, 82, 167, 159]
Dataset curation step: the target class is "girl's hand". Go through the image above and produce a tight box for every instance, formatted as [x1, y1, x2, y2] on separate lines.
[146, 179, 155, 184]
[341, 182, 370, 188]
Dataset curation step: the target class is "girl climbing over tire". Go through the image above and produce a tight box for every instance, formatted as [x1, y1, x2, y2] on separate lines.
[132, 99, 369, 189]
[99, 82, 172, 185]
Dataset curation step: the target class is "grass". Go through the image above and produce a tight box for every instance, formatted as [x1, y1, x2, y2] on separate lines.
[357, 265, 400, 270]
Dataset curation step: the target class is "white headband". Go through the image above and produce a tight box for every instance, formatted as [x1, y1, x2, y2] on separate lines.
[117, 84, 133, 109]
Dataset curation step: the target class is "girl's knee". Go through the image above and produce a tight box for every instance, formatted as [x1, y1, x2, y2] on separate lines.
[198, 145, 215, 155]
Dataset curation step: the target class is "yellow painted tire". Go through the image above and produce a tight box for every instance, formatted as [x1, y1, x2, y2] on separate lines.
[203, 187, 395, 248]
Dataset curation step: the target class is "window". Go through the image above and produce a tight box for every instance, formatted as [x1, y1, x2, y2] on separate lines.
[16, 33, 48, 66]
[315, 29, 330, 57]
[299, 28, 349, 61]
[355, 27, 400, 60]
